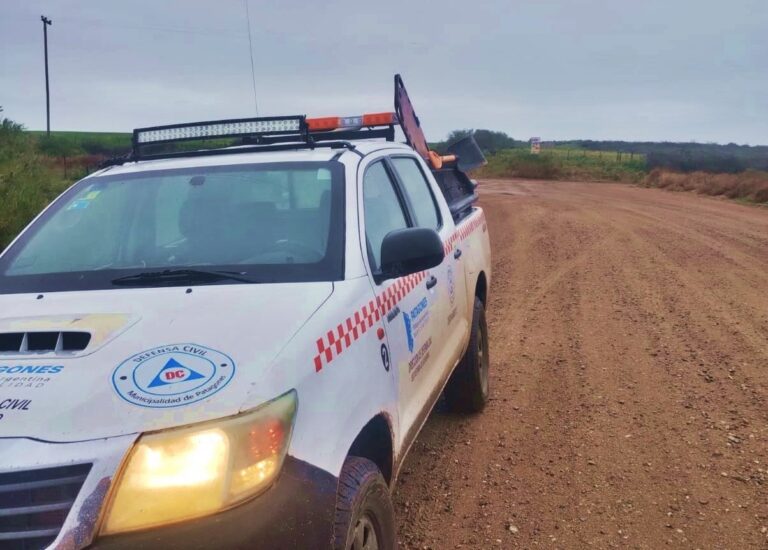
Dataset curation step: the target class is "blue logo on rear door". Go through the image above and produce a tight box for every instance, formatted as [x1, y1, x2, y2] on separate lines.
[403, 313, 415, 352]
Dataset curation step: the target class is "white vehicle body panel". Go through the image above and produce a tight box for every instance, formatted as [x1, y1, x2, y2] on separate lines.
[0, 283, 332, 441]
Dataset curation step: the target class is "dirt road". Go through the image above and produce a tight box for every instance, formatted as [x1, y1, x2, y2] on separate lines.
[394, 179, 768, 549]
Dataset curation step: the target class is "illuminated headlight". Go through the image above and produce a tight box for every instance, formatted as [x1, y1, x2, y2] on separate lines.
[136, 118, 302, 144]
[101, 390, 297, 535]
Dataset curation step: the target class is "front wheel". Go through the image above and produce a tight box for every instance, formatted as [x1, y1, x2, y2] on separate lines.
[333, 457, 395, 550]
[444, 297, 490, 413]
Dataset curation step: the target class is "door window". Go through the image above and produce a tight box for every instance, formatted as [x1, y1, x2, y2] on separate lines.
[363, 162, 409, 272]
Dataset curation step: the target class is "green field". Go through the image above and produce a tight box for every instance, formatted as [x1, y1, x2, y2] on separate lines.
[475, 147, 647, 182]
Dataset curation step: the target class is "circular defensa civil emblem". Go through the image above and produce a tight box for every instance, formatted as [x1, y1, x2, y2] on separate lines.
[112, 343, 235, 408]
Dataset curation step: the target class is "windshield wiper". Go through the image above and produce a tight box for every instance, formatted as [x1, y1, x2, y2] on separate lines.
[111, 269, 257, 287]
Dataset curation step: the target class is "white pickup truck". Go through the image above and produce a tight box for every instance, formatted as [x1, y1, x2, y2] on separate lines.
[0, 76, 492, 549]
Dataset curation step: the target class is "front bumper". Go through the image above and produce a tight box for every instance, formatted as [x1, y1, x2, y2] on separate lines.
[92, 456, 337, 550]
[0, 437, 337, 550]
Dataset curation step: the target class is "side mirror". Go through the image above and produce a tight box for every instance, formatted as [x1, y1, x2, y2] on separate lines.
[377, 227, 444, 283]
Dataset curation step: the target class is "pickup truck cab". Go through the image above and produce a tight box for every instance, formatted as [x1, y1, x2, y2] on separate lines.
[0, 77, 491, 549]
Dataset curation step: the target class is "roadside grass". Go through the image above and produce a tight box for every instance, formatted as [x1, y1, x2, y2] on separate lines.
[474, 148, 647, 182]
[27, 130, 132, 156]
[0, 137, 78, 249]
[28, 131, 239, 158]
[475, 148, 768, 205]
[643, 169, 768, 204]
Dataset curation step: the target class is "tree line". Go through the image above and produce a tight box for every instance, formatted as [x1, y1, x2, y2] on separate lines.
[432, 129, 768, 174]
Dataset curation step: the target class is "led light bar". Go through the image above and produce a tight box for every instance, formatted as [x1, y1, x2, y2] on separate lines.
[124, 110, 397, 164]
[134, 116, 305, 145]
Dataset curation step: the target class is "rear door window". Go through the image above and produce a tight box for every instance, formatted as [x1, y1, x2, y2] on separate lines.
[390, 157, 441, 230]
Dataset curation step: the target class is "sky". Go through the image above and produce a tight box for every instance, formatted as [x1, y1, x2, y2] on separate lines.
[1, 0, 766, 144]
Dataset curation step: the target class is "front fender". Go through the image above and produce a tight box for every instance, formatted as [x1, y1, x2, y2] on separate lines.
[243, 277, 399, 480]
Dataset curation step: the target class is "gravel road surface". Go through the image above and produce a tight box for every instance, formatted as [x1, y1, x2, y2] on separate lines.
[395, 179, 768, 549]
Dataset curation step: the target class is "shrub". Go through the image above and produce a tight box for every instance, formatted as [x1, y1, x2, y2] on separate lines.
[0, 111, 77, 249]
[643, 169, 768, 204]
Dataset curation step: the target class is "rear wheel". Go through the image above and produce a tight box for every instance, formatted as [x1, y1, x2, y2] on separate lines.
[333, 457, 395, 550]
[444, 297, 490, 413]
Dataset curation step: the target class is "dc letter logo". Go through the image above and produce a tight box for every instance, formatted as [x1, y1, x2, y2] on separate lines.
[147, 358, 205, 388]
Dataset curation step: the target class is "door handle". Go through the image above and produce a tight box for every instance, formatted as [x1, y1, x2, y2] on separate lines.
[454, 248, 462, 260]
[426, 275, 438, 290]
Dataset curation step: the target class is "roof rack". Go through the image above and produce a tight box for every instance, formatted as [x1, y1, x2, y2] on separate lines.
[101, 113, 397, 167]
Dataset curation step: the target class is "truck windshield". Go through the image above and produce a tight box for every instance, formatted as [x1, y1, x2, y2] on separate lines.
[0, 161, 345, 294]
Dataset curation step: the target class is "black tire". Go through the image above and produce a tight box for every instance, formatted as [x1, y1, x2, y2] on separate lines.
[444, 297, 490, 413]
[333, 457, 395, 550]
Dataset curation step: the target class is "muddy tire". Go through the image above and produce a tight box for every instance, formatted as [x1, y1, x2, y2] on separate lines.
[444, 297, 490, 413]
[333, 456, 395, 550]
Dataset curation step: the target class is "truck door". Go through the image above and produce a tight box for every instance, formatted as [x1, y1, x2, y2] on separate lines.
[387, 156, 470, 379]
[359, 159, 441, 445]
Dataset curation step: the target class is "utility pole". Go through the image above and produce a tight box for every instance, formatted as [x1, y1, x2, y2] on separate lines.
[41, 15, 52, 136]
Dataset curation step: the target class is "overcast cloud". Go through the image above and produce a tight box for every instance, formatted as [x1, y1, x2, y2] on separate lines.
[1, 0, 766, 144]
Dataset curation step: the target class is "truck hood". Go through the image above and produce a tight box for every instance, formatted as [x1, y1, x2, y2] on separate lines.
[0, 283, 332, 442]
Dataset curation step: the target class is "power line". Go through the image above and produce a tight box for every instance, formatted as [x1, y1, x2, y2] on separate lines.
[33, 14, 247, 38]
[243, 0, 259, 116]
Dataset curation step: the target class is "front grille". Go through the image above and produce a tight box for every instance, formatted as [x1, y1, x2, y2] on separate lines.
[0, 463, 91, 550]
